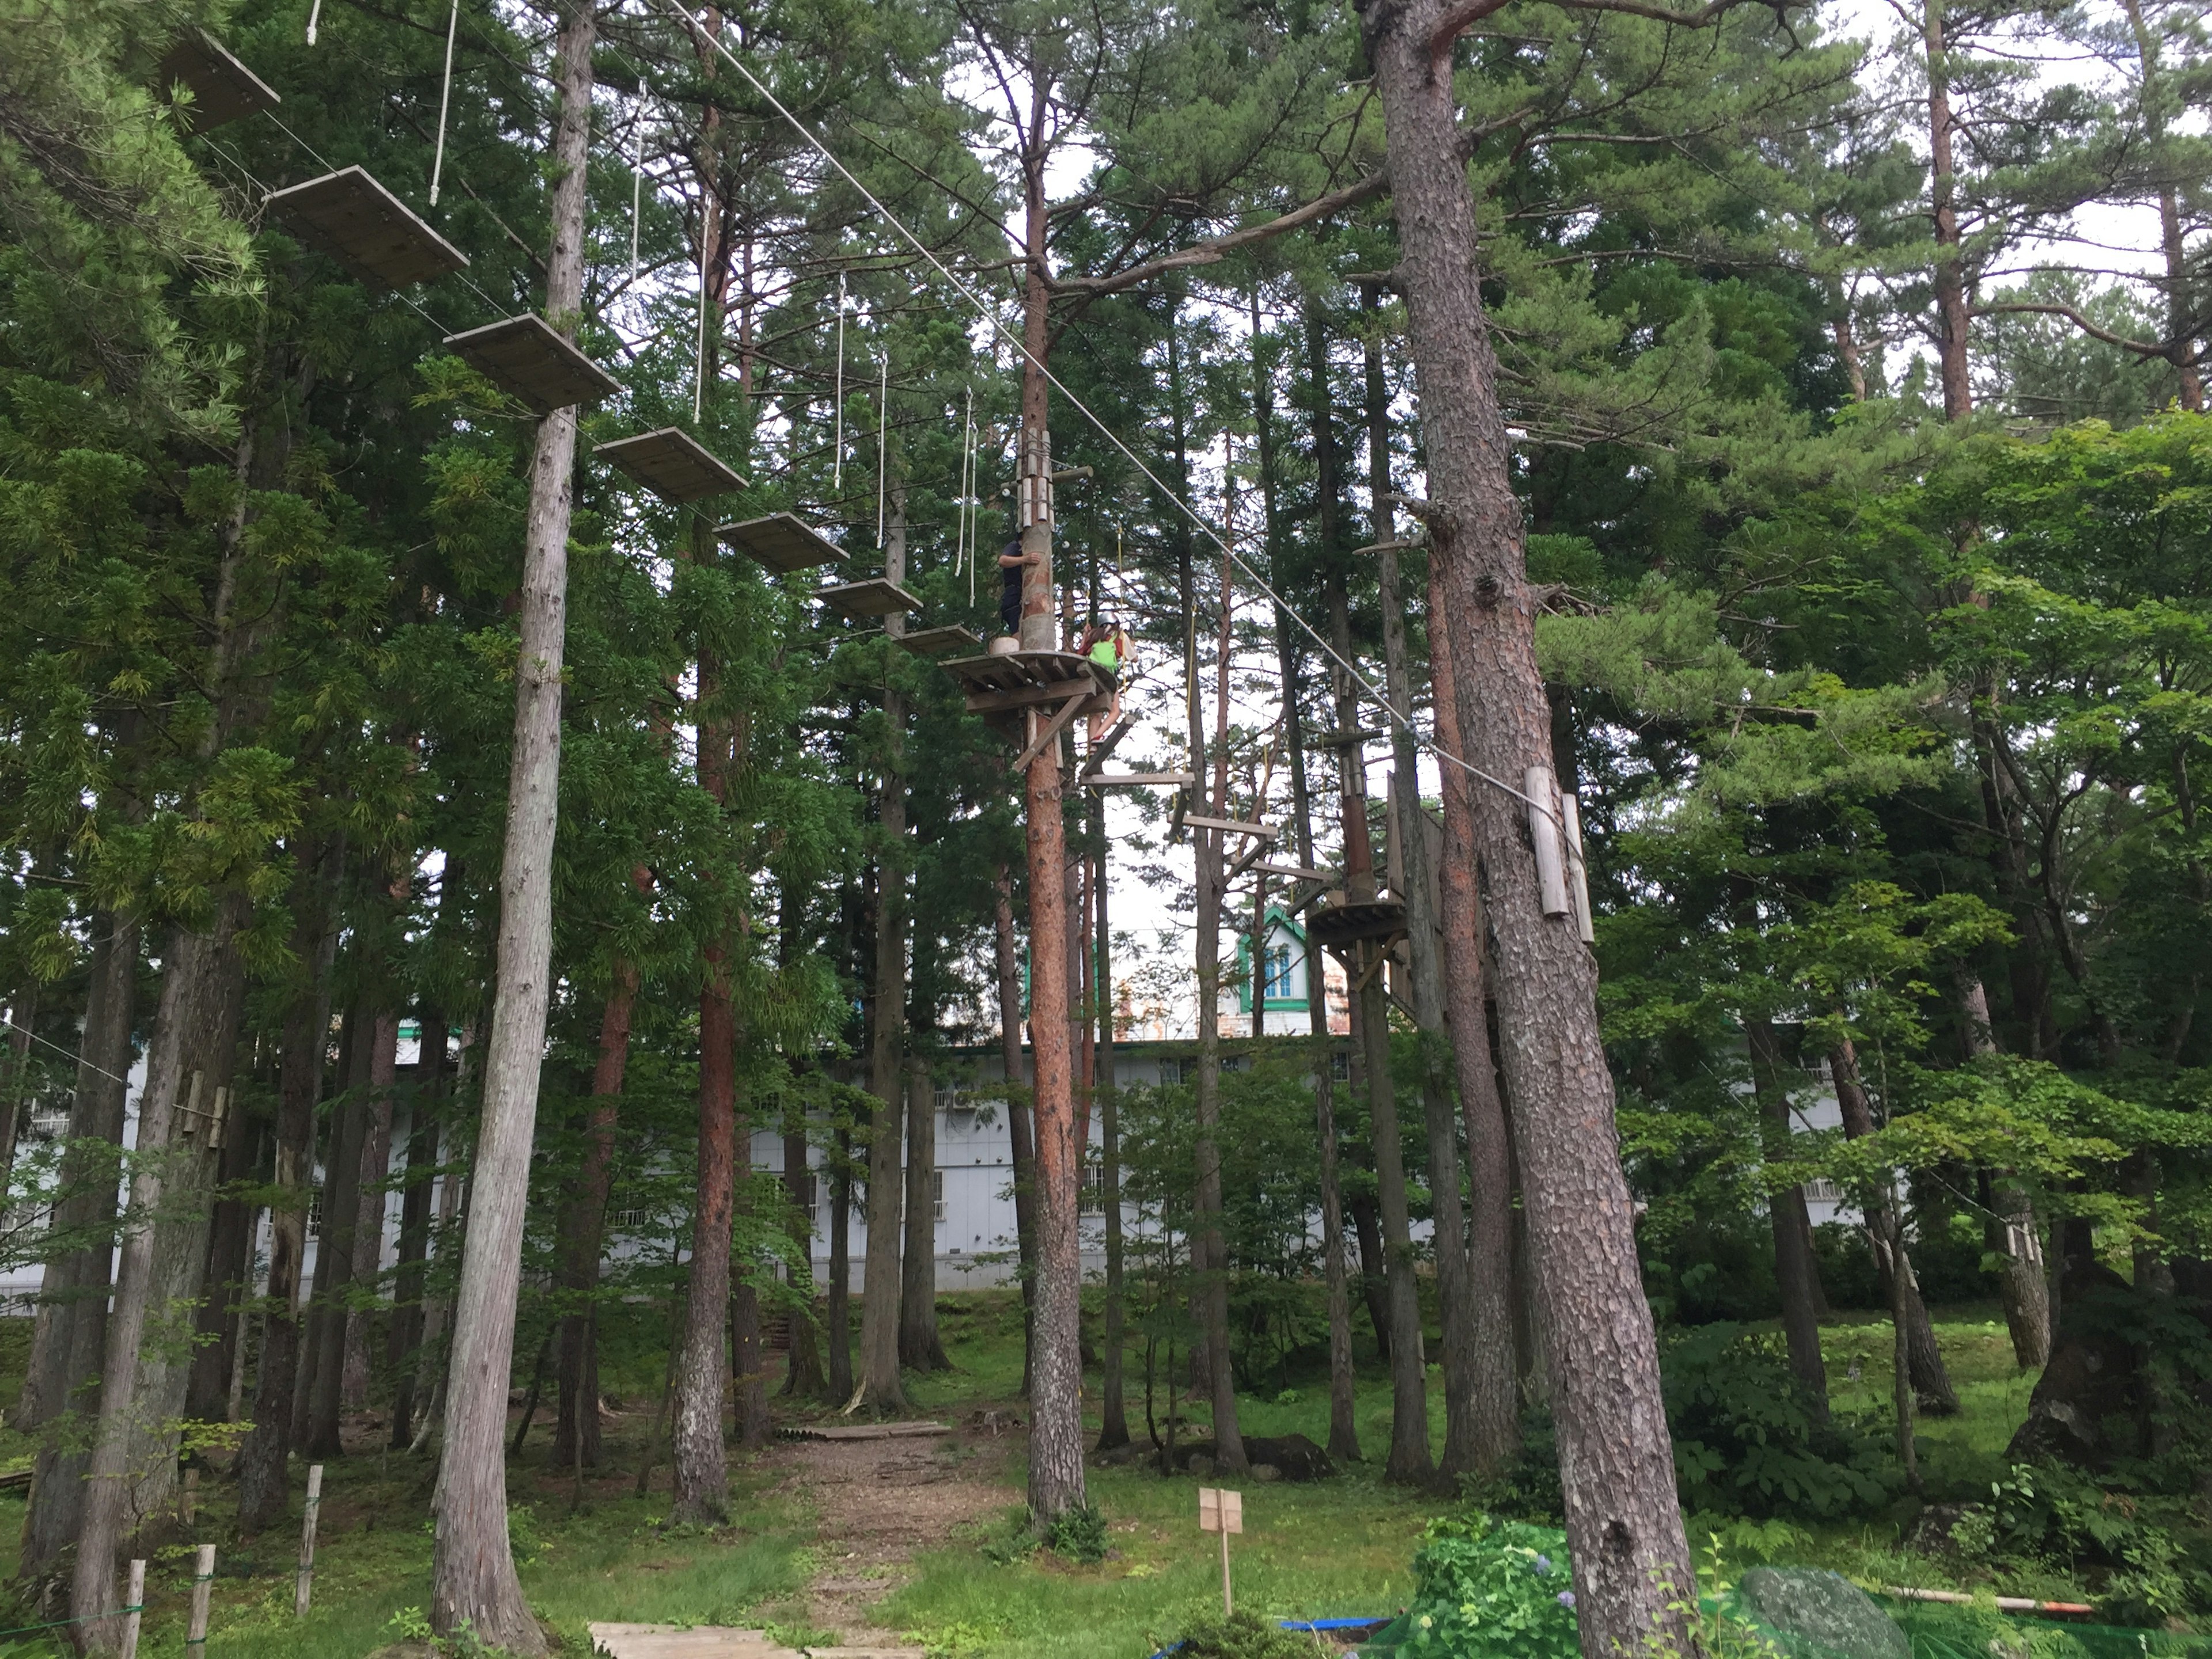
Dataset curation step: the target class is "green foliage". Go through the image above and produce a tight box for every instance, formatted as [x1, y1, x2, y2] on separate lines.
[1662, 1325, 1900, 1520]
[1046, 1503, 1110, 1566]
[1378, 1516, 1583, 1659]
[1162, 1608, 1317, 1658]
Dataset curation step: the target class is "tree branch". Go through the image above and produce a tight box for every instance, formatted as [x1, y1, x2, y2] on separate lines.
[1972, 300, 2206, 365]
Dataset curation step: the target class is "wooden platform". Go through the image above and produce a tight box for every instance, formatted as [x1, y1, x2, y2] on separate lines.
[941, 650, 1112, 739]
[266, 166, 468, 288]
[597, 428, 747, 502]
[780, 1420, 951, 1441]
[1305, 894, 1409, 949]
[818, 578, 922, 619]
[444, 315, 618, 412]
[895, 625, 980, 657]
[719, 513, 847, 572]
[157, 29, 279, 130]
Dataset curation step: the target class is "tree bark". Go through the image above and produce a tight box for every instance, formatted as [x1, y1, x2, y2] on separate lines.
[1747, 1021, 1831, 1422]
[674, 944, 737, 1516]
[238, 842, 338, 1527]
[994, 870, 1040, 1396]
[1093, 804, 1130, 1450]
[1363, 0, 1694, 1641]
[19, 911, 137, 1581]
[827, 1117, 854, 1400]
[1924, 0, 1975, 420]
[781, 1110, 827, 1400]
[305, 1003, 372, 1457]
[901, 1055, 948, 1370]
[859, 908, 908, 1410]
[428, 7, 590, 1645]
[340, 1008, 399, 1412]
[552, 965, 634, 1468]
[1429, 599, 1521, 1469]
[1831, 1040, 1960, 1414]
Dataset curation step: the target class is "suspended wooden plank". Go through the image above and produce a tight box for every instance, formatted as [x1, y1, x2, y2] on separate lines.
[818, 578, 922, 619]
[157, 29, 280, 130]
[896, 624, 980, 657]
[266, 167, 469, 288]
[594, 428, 747, 502]
[1252, 861, 1330, 882]
[1179, 812, 1276, 840]
[1084, 772, 1195, 789]
[718, 512, 848, 573]
[442, 315, 618, 413]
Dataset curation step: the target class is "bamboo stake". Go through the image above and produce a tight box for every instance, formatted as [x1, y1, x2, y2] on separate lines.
[188, 1543, 215, 1653]
[295, 1464, 323, 1616]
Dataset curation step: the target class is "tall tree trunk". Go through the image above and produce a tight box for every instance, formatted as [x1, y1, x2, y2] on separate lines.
[184, 1109, 258, 1425]
[1955, 969, 2051, 1368]
[902, 1055, 948, 1370]
[1427, 596, 1521, 1469]
[1747, 1020, 1831, 1421]
[343, 1008, 399, 1411]
[827, 1117, 854, 1400]
[238, 842, 339, 1527]
[674, 942, 737, 1516]
[1363, 1, 1694, 1643]
[428, 7, 592, 1645]
[1924, 0, 1975, 420]
[1012, 98, 1086, 1523]
[2117, 0, 2206, 409]
[1831, 1040, 1960, 1414]
[552, 965, 634, 1468]
[408, 1059, 471, 1455]
[1094, 798, 1131, 1450]
[859, 877, 908, 1408]
[19, 911, 137, 1582]
[305, 1004, 372, 1457]
[994, 871, 1039, 1395]
[782, 1109, 827, 1399]
[389, 1008, 446, 1450]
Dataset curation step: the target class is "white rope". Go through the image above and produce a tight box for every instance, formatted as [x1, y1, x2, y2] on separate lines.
[428, 0, 461, 206]
[630, 123, 643, 279]
[306, 0, 324, 45]
[875, 350, 888, 549]
[650, 0, 1556, 823]
[2, 1017, 131, 1089]
[832, 274, 846, 491]
[694, 234, 708, 423]
[956, 385, 972, 575]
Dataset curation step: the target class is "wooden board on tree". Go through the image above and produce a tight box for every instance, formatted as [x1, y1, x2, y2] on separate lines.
[442, 316, 618, 413]
[156, 29, 280, 130]
[266, 167, 469, 288]
[895, 625, 981, 657]
[594, 428, 747, 502]
[717, 512, 848, 572]
[818, 578, 922, 619]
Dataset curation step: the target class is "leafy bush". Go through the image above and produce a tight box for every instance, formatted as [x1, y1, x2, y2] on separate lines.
[1166, 1608, 1319, 1658]
[1662, 1324, 1899, 1518]
[1046, 1502, 1108, 1565]
[1381, 1515, 1582, 1659]
[1964, 1463, 2212, 1624]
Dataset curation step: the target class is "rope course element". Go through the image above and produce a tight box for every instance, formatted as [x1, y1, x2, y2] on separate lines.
[1, 1016, 131, 1088]
[833, 272, 846, 490]
[428, 0, 461, 206]
[646, 0, 1563, 828]
[876, 349, 888, 548]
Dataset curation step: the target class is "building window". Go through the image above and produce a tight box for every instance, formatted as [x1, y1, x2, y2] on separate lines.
[1330, 1051, 1351, 1082]
[306, 1192, 323, 1239]
[612, 1206, 650, 1232]
[793, 1173, 819, 1229]
[1264, 943, 1294, 1002]
[1800, 1179, 1840, 1204]
[1080, 1165, 1105, 1215]
[932, 1168, 946, 1224]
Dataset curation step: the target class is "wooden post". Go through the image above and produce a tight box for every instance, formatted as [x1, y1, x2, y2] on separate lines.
[1198, 1486, 1243, 1616]
[120, 1559, 145, 1659]
[188, 1543, 215, 1652]
[296, 1463, 323, 1616]
[1559, 791, 1594, 945]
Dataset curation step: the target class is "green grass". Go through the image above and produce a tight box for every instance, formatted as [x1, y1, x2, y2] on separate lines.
[0, 1293, 2061, 1657]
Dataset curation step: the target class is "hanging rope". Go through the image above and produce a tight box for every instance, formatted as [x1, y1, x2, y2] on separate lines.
[957, 384, 973, 575]
[832, 274, 846, 491]
[305, 0, 324, 44]
[693, 237, 708, 423]
[875, 349, 888, 549]
[427, 0, 461, 206]
[629, 118, 644, 280]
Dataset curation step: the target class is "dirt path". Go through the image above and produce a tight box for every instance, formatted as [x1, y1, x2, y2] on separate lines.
[768, 1425, 1022, 1644]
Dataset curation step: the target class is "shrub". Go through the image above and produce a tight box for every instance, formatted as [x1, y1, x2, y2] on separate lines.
[1167, 1608, 1317, 1658]
[1383, 1515, 1582, 1659]
[1046, 1502, 1108, 1565]
[1663, 1324, 1899, 1518]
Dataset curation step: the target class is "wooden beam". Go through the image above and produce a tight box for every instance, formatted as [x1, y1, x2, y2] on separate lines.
[1011, 694, 1086, 774]
[963, 677, 1103, 717]
[1252, 862, 1329, 882]
[1083, 771, 1195, 789]
[1180, 813, 1277, 840]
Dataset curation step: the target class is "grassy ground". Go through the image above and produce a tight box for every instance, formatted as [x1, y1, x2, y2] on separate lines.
[0, 1293, 2059, 1657]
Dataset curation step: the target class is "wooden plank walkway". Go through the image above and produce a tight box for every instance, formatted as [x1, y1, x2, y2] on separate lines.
[778, 1420, 951, 1442]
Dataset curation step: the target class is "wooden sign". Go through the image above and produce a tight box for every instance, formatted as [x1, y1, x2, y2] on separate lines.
[1198, 1487, 1243, 1534]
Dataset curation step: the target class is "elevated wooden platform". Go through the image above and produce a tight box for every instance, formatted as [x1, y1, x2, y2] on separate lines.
[719, 512, 847, 572]
[819, 578, 922, 619]
[896, 625, 980, 657]
[267, 166, 468, 288]
[444, 315, 618, 412]
[941, 651, 1112, 737]
[1305, 894, 1408, 949]
[157, 29, 279, 130]
[596, 428, 747, 502]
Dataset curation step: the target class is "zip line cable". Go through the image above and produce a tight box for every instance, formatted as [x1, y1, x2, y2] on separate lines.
[647, 0, 1558, 825]
[1, 1018, 131, 1089]
[833, 274, 846, 490]
[876, 349, 888, 549]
